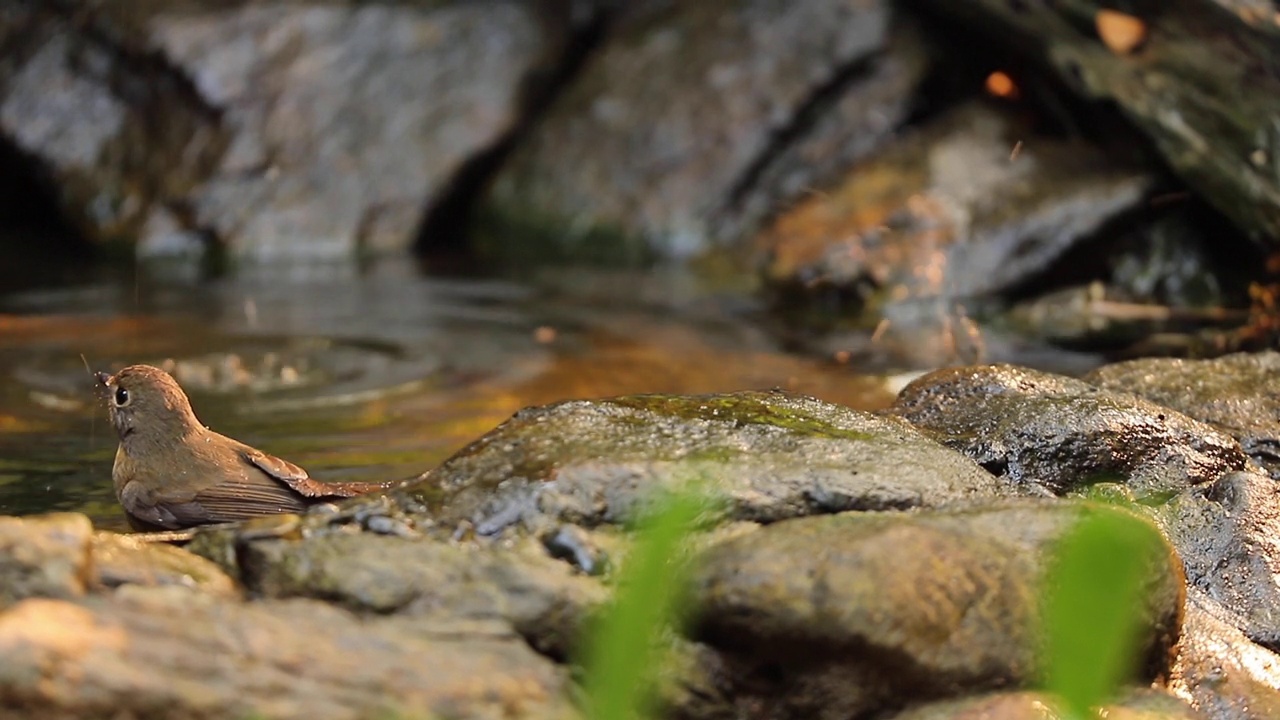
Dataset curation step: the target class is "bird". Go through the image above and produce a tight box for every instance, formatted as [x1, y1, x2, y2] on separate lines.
[95, 363, 394, 530]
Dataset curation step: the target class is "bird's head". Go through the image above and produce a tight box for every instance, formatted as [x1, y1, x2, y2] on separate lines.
[96, 365, 202, 445]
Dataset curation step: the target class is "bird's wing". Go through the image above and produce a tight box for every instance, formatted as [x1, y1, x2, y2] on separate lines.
[238, 447, 391, 499]
[119, 479, 238, 529]
[188, 472, 312, 522]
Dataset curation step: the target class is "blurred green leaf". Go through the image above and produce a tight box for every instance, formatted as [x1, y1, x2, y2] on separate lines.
[581, 490, 705, 720]
[1043, 507, 1167, 719]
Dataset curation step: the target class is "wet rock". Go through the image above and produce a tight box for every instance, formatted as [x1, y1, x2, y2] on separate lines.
[0, 513, 92, 607]
[91, 531, 238, 599]
[0, 588, 576, 720]
[690, 502, 1183, 720]
[1150, 470, 1280, 650]
[0, 1, 554, 259]
[759, 101, 1152, 305]
[887, 688, 1199, 720]
[909, 1, 1280, 246]
[237, 532, 606, 659]
[402, 390, 1006, 537]
[890, 364, 1247, 497]
[1086, 352, 1280, 478]
[481, 0, 924, 263]
[0, 512, 239, 605]
[1171, 590, 1280, 720]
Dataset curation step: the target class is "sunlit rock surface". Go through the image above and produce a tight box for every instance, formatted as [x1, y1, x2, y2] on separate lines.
[1087, 351, 1280, 479]
[1172, 589, 1280, 720]
[888, 688, 1200, 720]
[0, 513, 234, 608]
[0, 590, 575, 720]
[402, 390, 1007, 536]
[1152, 470, 1280, 651]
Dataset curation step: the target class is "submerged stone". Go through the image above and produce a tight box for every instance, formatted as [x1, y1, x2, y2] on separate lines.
[401, 390, 1006, 537]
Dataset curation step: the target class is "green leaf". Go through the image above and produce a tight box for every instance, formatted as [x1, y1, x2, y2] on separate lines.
[1042, 507, 1167, 719]
[581, 489, 705, 720]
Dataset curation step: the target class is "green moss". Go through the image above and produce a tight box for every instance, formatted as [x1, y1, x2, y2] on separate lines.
[604, 393, 876, 442]
[1071, 482, 1136, 504]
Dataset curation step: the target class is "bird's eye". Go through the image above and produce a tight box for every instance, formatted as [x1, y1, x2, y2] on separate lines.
[113, 387, 131, 407]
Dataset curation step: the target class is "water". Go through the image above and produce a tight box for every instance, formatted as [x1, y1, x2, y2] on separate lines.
[0, 255, 894, 530]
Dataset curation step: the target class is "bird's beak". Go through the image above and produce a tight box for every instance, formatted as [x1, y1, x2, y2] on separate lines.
[94, 371, 111, 386]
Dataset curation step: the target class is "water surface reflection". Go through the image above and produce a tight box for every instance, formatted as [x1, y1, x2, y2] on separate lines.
[0, 258, 893, 529]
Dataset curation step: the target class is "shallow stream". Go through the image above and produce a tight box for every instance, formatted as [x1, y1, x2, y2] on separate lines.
[0, 254, 896, 530]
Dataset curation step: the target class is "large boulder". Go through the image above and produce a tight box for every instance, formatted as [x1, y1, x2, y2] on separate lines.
[909, 0, 1280, 246]
[479, 0, 926, 262]
[690, 502, 1184, 719]
[401, 390, 1007, 537]
[0, 0, 556, 259]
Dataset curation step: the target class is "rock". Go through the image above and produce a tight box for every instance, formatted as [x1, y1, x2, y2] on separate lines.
[908, 0, 1280, 246]
[708, 20, 930, 247]
[237, 532, 606, 659]
[0, 513, 92, 607]
[1171, 590, 1280, 720]
[1086, 352, 1280, 478]
[0, 588, 576, 720]
[0, 513, 239, 606]
[0, 9, 222, 246]
[889, 364, 1247, 497]
[887, 688, 1199, 720]
[0, 0, 555, 259]
[541, 522, 612, 575]
[91, 531, 238, 599]
[1150, 471, 1280, 650]
[401, 390, 1006, 537]
[656, 639, 734, 720]
[481, 0, 924, 262]
[690, 502, 1184, 720]
[758, 101, 1152, 303]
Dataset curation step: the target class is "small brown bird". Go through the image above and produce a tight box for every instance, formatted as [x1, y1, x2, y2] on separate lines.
[96, 364, 393, 530]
